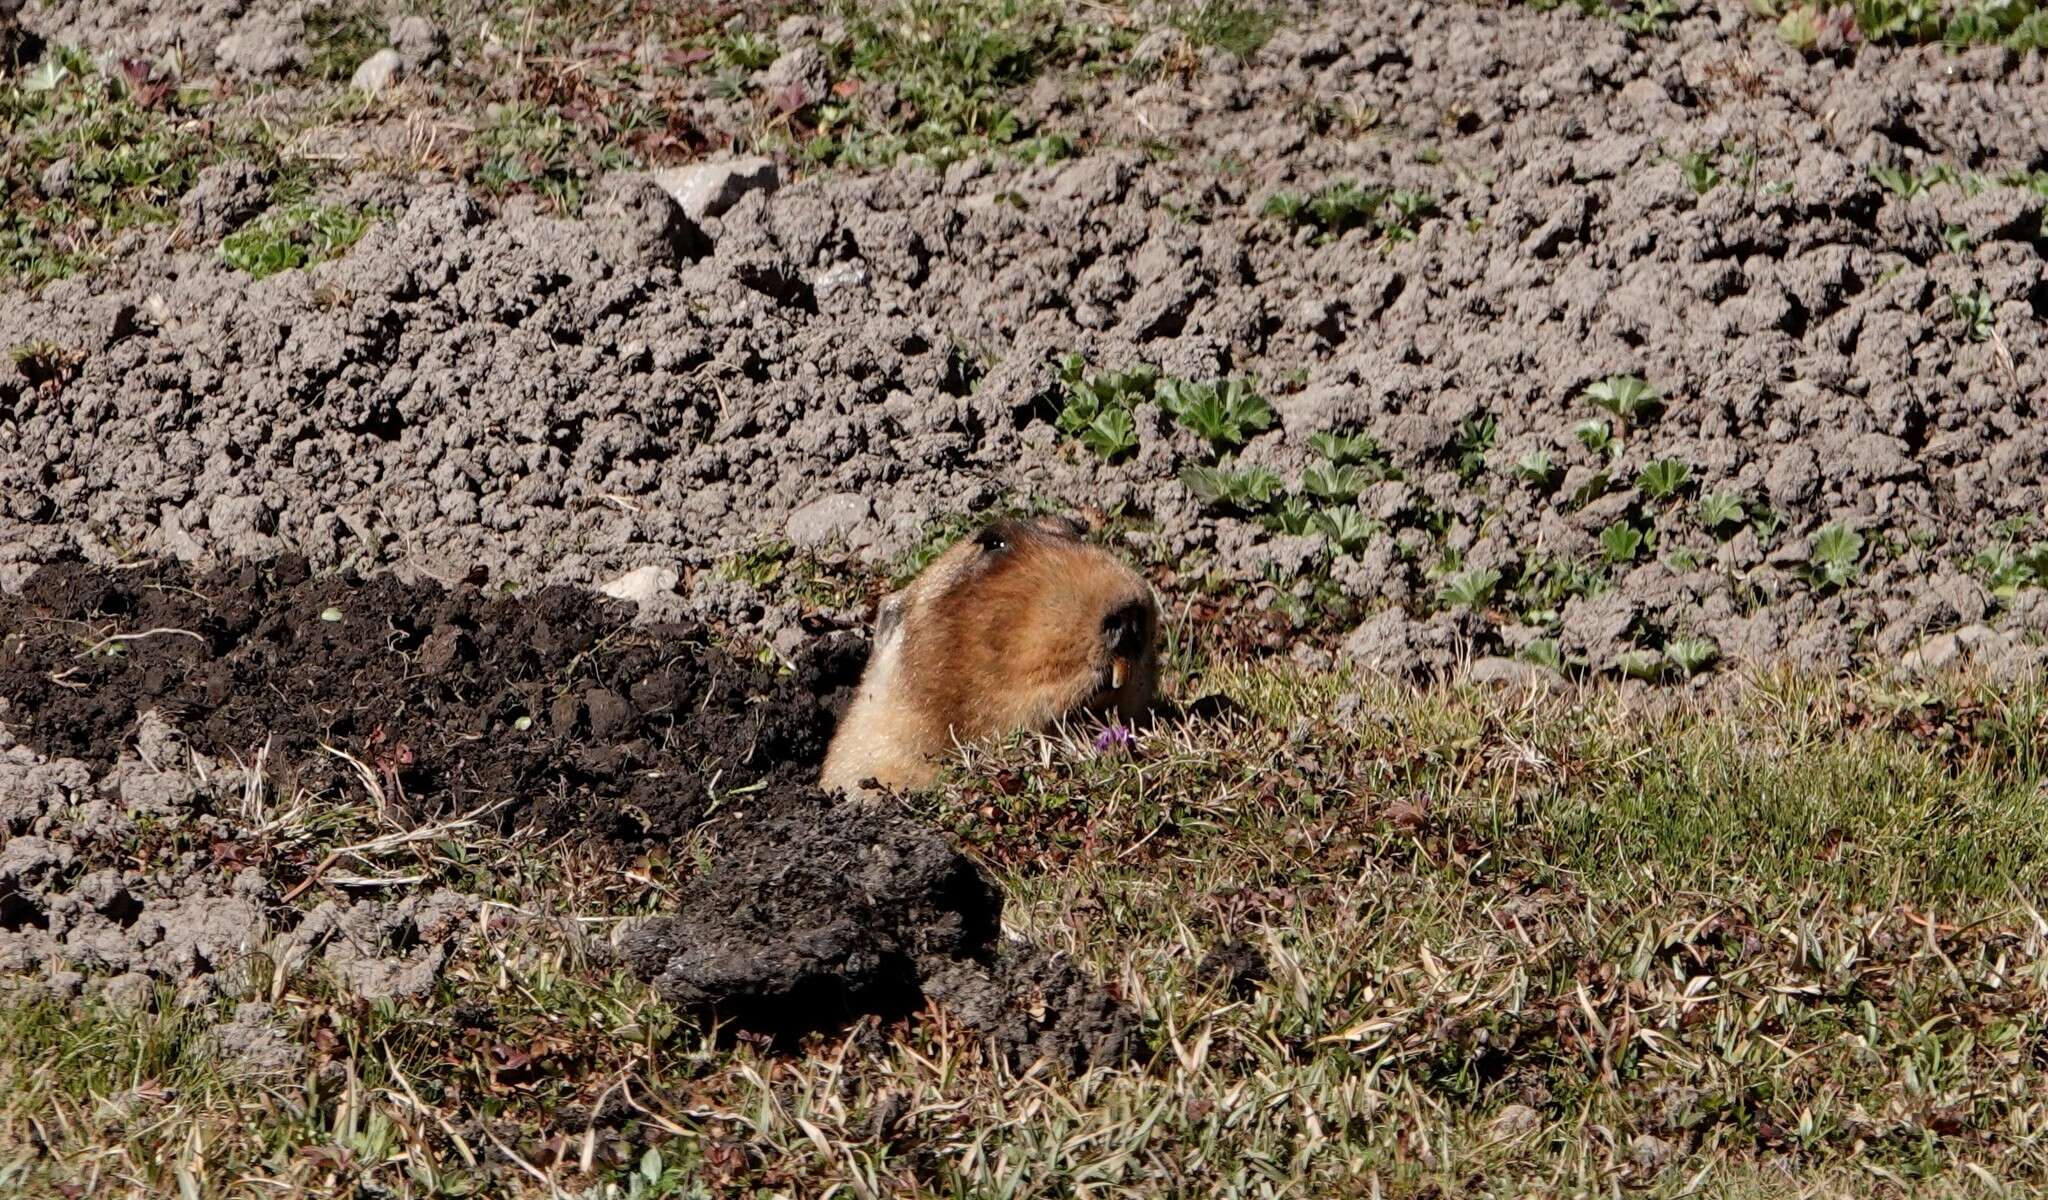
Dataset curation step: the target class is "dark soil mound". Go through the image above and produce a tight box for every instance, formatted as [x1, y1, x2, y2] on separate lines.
[0, 556, 1142, 1061]
[0, 555, 862, 845]
[620, 802, 1003, 1031]
[619, 800, 1144, 1068]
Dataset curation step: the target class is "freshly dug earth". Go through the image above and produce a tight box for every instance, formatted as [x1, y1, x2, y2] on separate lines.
[4, 1, 2047, 681]
[0, 555, 858, 844]
[619, 803, 1143, 1068]
[0, 556, 1139, 1057]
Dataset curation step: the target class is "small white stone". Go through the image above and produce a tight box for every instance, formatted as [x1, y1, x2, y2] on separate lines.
[650, 156, 781, 222]
[785, 493, 872, 549]
[598, 565, 678, 604]
[350, 47, 403, 93]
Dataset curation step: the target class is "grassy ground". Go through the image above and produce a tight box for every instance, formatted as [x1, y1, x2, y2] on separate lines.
[1, 0, 1292, 288]
[7, 658, 2048, 1197]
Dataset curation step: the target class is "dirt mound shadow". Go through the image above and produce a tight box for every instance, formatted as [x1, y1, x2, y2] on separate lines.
[0, 555, 860, 846]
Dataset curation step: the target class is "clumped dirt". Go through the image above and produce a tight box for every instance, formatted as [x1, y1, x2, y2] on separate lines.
[1195, 936, 1272, 999]
[0, 551, 863, 1004]
[620, 802, 1002, 1030]
[923, 945, 1147, 1072]
[6, 1, 2048, 680]
[618, 801, 1144, 1069]
[0, 555, 859, 844]
[0, 556, 1138, 1059]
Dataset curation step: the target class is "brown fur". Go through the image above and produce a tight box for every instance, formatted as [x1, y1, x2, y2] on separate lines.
[820, 516, 1160, 794]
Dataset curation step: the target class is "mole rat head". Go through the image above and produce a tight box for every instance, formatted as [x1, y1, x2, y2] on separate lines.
[885, 515, 1161, 739]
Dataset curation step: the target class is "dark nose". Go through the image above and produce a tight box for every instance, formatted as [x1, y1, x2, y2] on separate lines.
[1103, 601, 1148, 656]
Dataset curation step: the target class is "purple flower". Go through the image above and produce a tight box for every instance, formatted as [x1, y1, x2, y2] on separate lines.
[1093, 724, 1134, 754]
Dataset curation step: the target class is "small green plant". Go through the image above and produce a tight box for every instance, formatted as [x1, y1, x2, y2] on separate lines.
[1616, 0, 1680, 33]
[1951, 289, 1993, 342]
[1697, 491, 1746, 534]
[1512, 553, 1605, 626]
[1262, 191, 1306, 224]
[1518, 638, 1565, 671]
[719, 540, 796, 589]
[1614, 647, 1666, 681]
[1583, 375, 1661, 426]
[1264, 180, 1437, 245]
[1751, 506, 1784, 543]
[1381, 189, 1439, 242]
[1771, 3, 1825, 47]
[220, 202, 383, 279]
[1574, 419, 1616, 455]
[1306, 181, 1383, 234]
[2006, 7, 2048, 47]
[1637, 458, 1693, 501]
[1157, 377, 1275, 453]
[620, 1144, 695, 1199]
[1971, 541, 2048, 600]
[1679, 151, 1721, 195]
[1666, 636, 1719, 676]
[1453, 415, 1497, 481]
[1569, 469, 1614, 511]
[1441, 567, 1502, 609]
[1810, 523, 1865, 589]
[304, 6, 386, 82]
[1941, 225, 1975, 255]
[1181, 464, 1283, 512]
[1264, 494, 1318, 536]
[1852, 0, 1946, 43]
[715, 30, 780, 72]
[473, 102, 613, 213]
[1054, 355, 1157, 462]
[1309, 429, 1383, 466]
[1011, 131, 1076, 165]
[9, 340, 86, 393]
[1078, 407, 1138, 460]
[1602, 520, 1646, 564]
[1302, 463, 1370, 502]
[1314, 505, 1378, 553]
[1514, 450, 1560, 489]
[1871, 163, 1919, 197]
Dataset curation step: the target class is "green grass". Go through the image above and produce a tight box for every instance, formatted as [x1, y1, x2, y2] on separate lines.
[303, 4, 387, 83]
[801, 0, 1130, 167]
[11, 668, 2048, 1196]
[0, 50, 300, 286]
[220, 201, 387, 278]
[1167, 0, 1284, 55]
[1759, 0, 2048, 48]
[1523, 0, 1682, 35]
[427, 0, 1160, 194]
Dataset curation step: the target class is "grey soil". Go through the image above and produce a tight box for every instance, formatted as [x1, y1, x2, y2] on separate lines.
[4, 1, 2046, 681]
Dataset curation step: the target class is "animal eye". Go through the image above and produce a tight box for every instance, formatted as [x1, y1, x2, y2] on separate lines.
[974, 527, 1009, 554]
